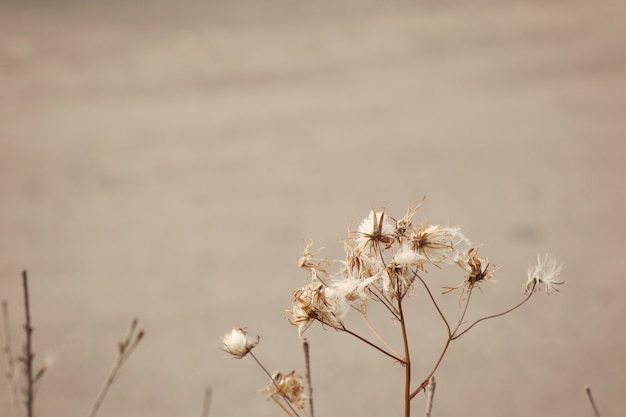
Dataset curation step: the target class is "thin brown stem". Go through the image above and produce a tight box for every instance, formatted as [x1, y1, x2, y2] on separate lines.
[453, 285, 474, 335]
[367, 286, 400, 320]
[270, 397, 297, 417]
[359, 311, 403, 359]
[416, 274, 451, 336]
[338, 324, 406, 364]
[452, 291, 533, 340]
[410, 337, 450, 400]
[21, 270, 34, 417]
[397, 297, 411, 417]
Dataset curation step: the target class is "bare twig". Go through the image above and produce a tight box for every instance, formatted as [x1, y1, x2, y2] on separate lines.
[86, 318, 144, 417]
[424, 376, 436, 417]
[2, 300, 20, 417]
[201, 386, 212, 417]
[586, 386, 601, 417]
[302, 339, 314, 417]
[20, 271, 34, 417]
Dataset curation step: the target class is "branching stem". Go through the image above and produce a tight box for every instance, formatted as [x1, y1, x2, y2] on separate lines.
[452, 291, 533, 340]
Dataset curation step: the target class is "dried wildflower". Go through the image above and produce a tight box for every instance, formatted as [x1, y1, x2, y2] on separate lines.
[524, 254, 563, 295]
[288, 268, 380, 336]
[288, 277, 343, 336]
[448, 248, 496, 292]
[298, 240, 327, 274]
[391, 242, 425, 268]
[221, 327, 259, 359]
[412, 225, 468, 264]
[327, 273, 379, 312]
[355, 209, 397, 250]
[266, 370, 306, 409]
[396, 197, 425, 236]
[386, 242, 425, 297]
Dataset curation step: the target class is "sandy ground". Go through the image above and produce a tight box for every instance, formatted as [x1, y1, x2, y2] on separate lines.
[1, 1, 626, 416]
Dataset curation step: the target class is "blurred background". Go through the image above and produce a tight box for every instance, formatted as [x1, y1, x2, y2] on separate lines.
[1, 0, 625, 416]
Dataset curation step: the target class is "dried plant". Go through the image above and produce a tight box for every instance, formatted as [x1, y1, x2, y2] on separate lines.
[222, 200, 564, 416]
[2, 271, 144, 417]
[2, 299, 20, 417]
[86, 318, 145, 417]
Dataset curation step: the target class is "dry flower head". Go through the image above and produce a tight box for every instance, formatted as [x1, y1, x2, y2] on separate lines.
[221, 327, 259, 359]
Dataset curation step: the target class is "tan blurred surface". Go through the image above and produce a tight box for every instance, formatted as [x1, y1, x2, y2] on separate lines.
[1, 1, 625, 416]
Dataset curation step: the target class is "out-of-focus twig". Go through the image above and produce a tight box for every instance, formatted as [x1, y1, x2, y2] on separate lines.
[86, 318, 144, 417]
[201, 386, 212, 417]
[20, 271, 34, 417]
[2, 299, 20, 417]
[586, 386, 601, 417]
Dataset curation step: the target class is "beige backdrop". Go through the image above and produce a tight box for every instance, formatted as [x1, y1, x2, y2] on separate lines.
[1, 1, 625, 416]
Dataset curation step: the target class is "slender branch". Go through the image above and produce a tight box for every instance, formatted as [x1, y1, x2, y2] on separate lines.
[302, 339, 314, 417]
[21, 270, 34, 417]
[452, 291, 533, 340]
[416, 274, 451, 336]
[586, 386, 601, 417]
[367, 287, 400, 320]
[338, 324, 405, 364]
[270, 396, 297, 417]
[86, 318, 144, 417]
[359, 311, 403, 359]
[456, 286, 474, 330]
[410, 338, 450, 400]
[2, 300, 20, 417]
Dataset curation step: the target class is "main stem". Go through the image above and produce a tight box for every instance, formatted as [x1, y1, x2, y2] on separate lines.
[398, 296, 411, 417]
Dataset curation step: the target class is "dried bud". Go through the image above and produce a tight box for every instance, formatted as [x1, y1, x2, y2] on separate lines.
[265, 370, 306, 409]
[221, 327, 259, 359]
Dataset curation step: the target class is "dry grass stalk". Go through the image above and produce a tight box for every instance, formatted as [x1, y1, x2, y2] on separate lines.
[201, 386, 212, 417]
[86, 318, 144, 417]
[2, 299, 20, 417]
[586, 386, 601, 417]
[19, 271, 42, 417]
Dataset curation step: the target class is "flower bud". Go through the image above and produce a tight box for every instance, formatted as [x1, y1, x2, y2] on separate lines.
[221, 327, 259, 359]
